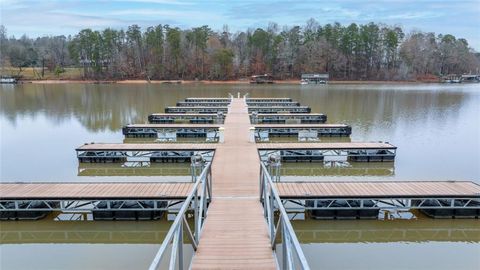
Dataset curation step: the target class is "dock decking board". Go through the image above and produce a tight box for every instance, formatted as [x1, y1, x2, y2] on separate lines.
[0, 182, 193, 199]
[276, 181, 480, 198]
[191, 98, 276, 269]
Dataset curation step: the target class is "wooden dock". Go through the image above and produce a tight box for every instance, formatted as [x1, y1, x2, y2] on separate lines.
[276, 181, 480, 198]
[0, 182, 192, 199]
[191, 98, 277, 269]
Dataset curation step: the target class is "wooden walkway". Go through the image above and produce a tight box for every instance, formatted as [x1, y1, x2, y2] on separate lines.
[191, 98, 277, 269]
[276, 181, 480, 198]
[0, 182, 192, 199]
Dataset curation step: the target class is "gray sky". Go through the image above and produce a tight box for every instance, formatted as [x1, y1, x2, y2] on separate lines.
[1, 0, 479, 50]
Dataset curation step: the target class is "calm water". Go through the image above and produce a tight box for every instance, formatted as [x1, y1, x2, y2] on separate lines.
[1, 83, 479, 269]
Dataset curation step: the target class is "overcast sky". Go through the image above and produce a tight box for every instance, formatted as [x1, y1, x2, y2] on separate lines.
[1, 0, 479, 50]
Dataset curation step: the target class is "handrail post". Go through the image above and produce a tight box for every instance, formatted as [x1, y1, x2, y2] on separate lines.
[194, 187, 199, 244]
[178, 223, 184, 270]
[281, 218, 287, 270]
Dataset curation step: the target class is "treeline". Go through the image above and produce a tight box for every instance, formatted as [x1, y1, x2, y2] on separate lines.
[1, 20, 479, 81]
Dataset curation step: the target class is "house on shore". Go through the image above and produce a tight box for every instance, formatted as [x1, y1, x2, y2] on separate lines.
[301, 73, 329, 84]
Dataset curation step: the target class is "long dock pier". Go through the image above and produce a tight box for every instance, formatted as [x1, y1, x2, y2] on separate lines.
[188, 98, 277, 269]
[5, 95, 479, 270]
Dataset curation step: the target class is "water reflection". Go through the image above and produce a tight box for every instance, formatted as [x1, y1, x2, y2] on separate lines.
[280, 162, 395, 177]
[293, 217, 480, 243]
[77, 163, 191, 177]
[0, 217, 171, 244]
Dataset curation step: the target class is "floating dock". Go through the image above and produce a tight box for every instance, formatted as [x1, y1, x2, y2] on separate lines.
[248, 106, 311, 113]
[253, 124, 351, 141]
[76, 143, 216, 163]
[165, 107, 228, 114]
[185, 98, 231, 103]
[246, 98, 292, 102]
[257, 142, 397, 162]
[148, 113, 225, 124]
[7, 95, 477, 270]
[122, 124, 222, 141]
[251, 113, 327, 124]
[0, 182, 194, 221]
[275, 181, 480, 219]
[246, 101, 301, 107]
[176, 101, 231, 107]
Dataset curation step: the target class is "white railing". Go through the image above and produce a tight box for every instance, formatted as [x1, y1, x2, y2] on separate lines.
[260, 162, 310, 270]
[149, 162, 212, 270]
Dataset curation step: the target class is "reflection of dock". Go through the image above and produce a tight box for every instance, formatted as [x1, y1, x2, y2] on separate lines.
[78, 163, 191, 176]
[280, 162, 395, 176]
[0, 219, 171, 244]
[292, 219, 480, 243]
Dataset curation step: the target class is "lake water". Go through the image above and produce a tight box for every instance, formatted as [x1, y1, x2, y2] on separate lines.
[1, 83, 479, 269]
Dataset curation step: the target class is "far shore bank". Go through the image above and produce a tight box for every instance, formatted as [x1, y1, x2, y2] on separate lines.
[19, 79, 439, 85]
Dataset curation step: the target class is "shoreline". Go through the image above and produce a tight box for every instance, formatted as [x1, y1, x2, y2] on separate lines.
[21, 79, 437, 85]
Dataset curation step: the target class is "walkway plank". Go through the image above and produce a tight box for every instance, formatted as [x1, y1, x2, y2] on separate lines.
[276, 181, 480, 198]
[0, 182, 193, 199]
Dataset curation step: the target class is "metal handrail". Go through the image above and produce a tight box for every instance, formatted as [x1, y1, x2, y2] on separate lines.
[260, 162, 310, 270]
[149, 162, 212, 270]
